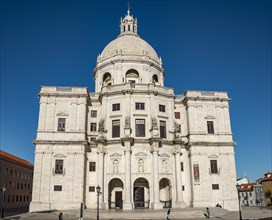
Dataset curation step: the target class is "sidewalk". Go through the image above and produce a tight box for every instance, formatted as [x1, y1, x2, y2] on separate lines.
[1, 206, 272, 220]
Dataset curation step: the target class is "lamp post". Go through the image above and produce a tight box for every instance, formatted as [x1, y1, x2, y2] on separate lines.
[1, 187, 6, 219]
[236, 184, 243, 220]
[96, 185, 102, 220]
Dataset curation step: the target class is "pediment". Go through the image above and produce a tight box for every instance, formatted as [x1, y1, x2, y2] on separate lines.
[208, 154, 219, 158]
[54, 154, 67, 158]
[160, 153, 170, 158]
[110, 153, 122, 158]
[56, 112, 69, 116]
[204, 115, 215, 119]
[134, 152, 148, 157]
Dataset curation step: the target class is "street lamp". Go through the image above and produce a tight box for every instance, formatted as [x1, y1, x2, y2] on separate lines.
[236, 184, 243, 220]
[96, 185, 102, 220]
[1, 187, 6, 219]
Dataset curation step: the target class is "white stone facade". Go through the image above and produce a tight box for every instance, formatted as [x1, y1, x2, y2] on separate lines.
[30, 9, 239, 212]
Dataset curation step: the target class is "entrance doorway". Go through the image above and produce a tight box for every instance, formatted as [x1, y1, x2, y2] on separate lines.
[108, 178, 123, 209]
[115, 191, 123, 209]
[133, 178, 149, 209]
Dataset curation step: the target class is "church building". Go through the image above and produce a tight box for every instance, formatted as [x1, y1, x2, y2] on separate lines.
[30, 9, 238, 212]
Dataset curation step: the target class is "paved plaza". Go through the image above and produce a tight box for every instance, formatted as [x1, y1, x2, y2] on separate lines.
[1, 206, 272, 220]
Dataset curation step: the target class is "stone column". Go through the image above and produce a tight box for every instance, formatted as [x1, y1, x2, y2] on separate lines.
[174, 143, 186, 208]
[122, 138, 133, 210]
[150, 138, 163, 209]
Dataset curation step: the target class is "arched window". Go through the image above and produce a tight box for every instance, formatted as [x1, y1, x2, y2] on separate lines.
[103, 72, 112, 86]
[152, 74, 159, 84]
[126, 69, 139, 84]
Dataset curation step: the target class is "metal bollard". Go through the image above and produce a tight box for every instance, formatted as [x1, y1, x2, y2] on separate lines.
[79, 203, 84, 220]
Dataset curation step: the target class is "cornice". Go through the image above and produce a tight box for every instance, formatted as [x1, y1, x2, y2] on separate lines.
[39, 93, 89, 99]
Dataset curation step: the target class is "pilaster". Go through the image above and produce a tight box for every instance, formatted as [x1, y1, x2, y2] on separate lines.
[121, 137, 134, 210]
[150, 138, 163, 209]
[173, 144, 186, 208]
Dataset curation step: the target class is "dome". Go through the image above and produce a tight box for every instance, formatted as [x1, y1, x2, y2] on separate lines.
[100, 34, 160, 63]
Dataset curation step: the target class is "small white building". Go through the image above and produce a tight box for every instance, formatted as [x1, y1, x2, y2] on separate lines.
[30, 9, 238, 212]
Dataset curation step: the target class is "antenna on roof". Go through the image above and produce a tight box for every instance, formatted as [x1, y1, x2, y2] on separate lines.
[127, 1, 130, 15]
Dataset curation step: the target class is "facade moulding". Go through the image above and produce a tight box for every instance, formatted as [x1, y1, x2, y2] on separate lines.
[34, 140, 88, 145]
[99, 90, 175, 98]
[183, 96, 230, 103]
[94, 58, 163, 73]
[187, 133, 233, 136]
[187, 141, 236, 146]
[39, 93, 89, 98]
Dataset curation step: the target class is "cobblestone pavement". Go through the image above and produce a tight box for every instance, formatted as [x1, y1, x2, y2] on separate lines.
[1, 206, 271, 220]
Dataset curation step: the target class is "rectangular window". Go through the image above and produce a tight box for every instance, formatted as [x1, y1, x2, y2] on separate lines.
[135, 119, 145, 137]
[159, 104, 166, 112]
[210, 160, 218, 174]
[55, 160, 63, 174]
[89, 186, 95, 192]
[181, 162, 184, 172]
[58, 118, 66, 131]
[90, 123, 97, 132]
[160, 120, 167, 138]
[182, 185, 185, 191]
[54, 185, 62, 191]
[91, 110, 97, 117]
[212, 184, 219, 190]
[112, 120, 120, 138]
[207, 121, 214, 134]
[89, 162, 96, 172]
[112, 103, 120, 111]
[175, 112, 180, 119]
[136, 103, 145, 110]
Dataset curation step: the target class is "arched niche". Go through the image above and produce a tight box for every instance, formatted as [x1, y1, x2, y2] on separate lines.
[159, 178, 172, 208]
[133, 178, 150, 208]
[108, 178, 124, 209]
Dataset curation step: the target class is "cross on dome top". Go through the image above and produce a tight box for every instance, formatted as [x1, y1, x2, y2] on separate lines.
[120, 5, 138, 36]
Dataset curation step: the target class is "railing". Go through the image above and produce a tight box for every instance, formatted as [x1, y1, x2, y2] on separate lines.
[108, 201, 123, 209]
[134, 200, 150, 209]
[209, 168, 221, 175]
[52, 168, 66, 176]
[161, 199, 172, 208]
[102, 83, 174, 95]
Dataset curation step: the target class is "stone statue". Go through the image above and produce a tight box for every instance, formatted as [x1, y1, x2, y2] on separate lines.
[138, 159, 144, 173]
[113, 160, 119, 173]
[162, 160, 168, 173]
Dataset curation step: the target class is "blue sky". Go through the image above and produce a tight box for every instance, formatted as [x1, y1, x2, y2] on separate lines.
[1, 0, 271, 182]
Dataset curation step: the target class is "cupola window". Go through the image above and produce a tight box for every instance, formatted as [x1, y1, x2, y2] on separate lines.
[152, 74, 159, 84]
[103, 72, 112, 86]
[126, 69, 139, 84]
